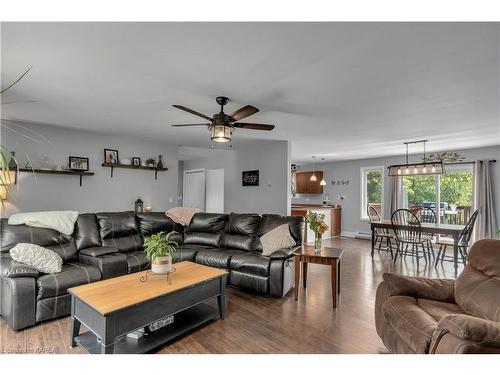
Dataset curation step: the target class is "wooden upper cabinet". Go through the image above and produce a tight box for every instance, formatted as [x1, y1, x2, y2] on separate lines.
[295, 171, 323, 194]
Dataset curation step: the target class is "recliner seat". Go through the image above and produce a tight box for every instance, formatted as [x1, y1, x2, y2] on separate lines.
[0, 210, 304, 331]
[375, 239, 500, 354]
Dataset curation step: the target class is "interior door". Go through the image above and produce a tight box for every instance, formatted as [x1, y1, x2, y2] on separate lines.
[183, 169, 206, 210]
[205, 169, 224, 213]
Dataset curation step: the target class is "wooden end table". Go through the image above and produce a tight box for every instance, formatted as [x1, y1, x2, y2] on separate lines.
[293, 246, 344, 307]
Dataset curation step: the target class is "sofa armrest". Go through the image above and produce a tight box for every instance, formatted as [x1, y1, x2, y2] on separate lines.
[382, 273, 455, 302]
[435, 314, 500, 347]
[0, 257, 39, 278]
[79, 246, 118, 257]
[269, 245, 301, 260]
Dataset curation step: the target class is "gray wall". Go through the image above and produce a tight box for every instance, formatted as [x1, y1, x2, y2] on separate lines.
[1, 123, 179, 217]
[183, 140, 290, 215]
[293, 145, 500, 235]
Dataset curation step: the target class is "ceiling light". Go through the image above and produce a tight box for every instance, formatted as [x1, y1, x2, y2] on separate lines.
[310, 156, 317, 181]
[388, 140, 444, 177]
[320, 179, 326, 186]
[209, 123, 232, 143]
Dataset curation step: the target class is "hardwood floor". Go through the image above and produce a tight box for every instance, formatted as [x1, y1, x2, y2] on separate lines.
[0, 237, 461, 354]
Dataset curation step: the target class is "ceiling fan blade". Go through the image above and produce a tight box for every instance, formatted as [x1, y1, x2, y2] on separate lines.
[172, 123, 210, 127]
[233, 122, 275, 131]
[172, 105, 213, 121]
[228, 105, 259, 121]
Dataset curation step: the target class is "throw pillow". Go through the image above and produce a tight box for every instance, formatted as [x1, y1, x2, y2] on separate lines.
[10, 243, 63, 274]
[260, 224, 296, 256]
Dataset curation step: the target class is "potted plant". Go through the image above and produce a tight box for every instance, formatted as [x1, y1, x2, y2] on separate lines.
[145, 158, 156, 167]
[305, 210, 328, 252]
[144, 231, 178, 274]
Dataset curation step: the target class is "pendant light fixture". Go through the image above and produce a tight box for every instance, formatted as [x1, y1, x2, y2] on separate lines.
[310, 156, 317, 181]
[388, 140, 444, 177]
[319, 158, 327, 186]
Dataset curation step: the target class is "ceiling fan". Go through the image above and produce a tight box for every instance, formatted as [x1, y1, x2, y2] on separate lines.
[172, 96, 275, 143]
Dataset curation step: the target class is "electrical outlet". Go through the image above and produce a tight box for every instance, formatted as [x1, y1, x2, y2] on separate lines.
[169, 197, 173, 203]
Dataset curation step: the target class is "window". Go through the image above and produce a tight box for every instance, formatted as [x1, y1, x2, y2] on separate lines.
[402, 164, 473, 225]
[361, 166, 384, 220]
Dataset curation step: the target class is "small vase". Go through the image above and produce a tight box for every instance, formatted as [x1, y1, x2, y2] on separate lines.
[151, 255, 172, 274]
[157, 155, 163, 169]
[314, 232, 322, 253]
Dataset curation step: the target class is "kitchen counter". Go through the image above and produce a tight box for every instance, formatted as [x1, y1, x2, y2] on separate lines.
[291, 205, 342, 240]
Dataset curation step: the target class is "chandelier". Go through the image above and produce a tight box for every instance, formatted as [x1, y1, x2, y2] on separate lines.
[388, 140, 444, 177]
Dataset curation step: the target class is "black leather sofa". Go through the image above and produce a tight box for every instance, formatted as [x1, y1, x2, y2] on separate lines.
[0, 211, 303, 330]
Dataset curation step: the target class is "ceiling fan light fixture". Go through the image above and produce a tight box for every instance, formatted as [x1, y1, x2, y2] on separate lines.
[210, 124, 232, 143]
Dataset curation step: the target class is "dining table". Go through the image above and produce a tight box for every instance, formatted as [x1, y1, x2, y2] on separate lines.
[369, 220, 465, 276]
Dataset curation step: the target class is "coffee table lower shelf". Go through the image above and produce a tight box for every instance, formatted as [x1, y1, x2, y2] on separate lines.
[74, 303, 218, 354]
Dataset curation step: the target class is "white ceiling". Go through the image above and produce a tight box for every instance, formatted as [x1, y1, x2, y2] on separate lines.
[1, 22, 499, 162]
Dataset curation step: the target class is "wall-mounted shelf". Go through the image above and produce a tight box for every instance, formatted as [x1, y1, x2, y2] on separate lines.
[10, 168, 94, 186]
[101, 163, 168, 180]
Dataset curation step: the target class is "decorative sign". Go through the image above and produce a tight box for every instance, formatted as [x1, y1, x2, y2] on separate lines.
[242, 170, 259, 186]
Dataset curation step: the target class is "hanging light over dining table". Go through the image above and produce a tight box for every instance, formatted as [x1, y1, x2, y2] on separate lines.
[388, 140, 444, 177]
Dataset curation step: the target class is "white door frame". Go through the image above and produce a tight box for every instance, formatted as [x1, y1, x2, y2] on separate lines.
[183, 168, 206, 209]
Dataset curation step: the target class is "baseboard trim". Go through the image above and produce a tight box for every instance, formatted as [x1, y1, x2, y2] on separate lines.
[340, 231, 357, 238]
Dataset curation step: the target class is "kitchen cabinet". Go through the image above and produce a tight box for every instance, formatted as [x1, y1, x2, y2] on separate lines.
[295, 171, 323, 194]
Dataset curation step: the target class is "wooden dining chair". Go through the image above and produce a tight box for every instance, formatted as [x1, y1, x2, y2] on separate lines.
[417, 207, 437, 260]
[391, 209, 433, 264]
[435, 209, 479, 266]
[367, 205, 394, 258]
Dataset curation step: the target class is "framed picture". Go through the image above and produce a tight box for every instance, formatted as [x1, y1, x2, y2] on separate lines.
[68, 156, 89, 171]
[104, 149, 119, 164]
[242, 170, 259, 186]
[132, 157, 141, 167]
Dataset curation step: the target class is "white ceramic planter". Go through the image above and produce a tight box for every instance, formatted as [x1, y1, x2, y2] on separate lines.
[151, 255, 172, 274]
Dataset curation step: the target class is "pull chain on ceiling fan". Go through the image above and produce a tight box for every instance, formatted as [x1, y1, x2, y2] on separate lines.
[172, 96, 275, 143]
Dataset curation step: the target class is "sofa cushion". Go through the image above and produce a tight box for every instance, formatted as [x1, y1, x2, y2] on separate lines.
[136, 212, 184, 244]
[417, 299, 464, 322]
[186, 213, 228, 233]
[174, 245, 205, 262]
[260, 224, 296, 256]
[126, 251, 150, 273]
[183, 213, 228, 247]
[74, 213, 101, 250]
[195, 248, 246, 269]
[229, 253, 270, 277]
[256, 214, 303, 252]
[0, 218, 78, 261]
[383, 295, 438, 353]
[455, 239, 500, 321]
[36, 262, 101, 299]
[10, 243, 63, 274]
[96, 212, 143, 253]
[222, 213, 260, 251]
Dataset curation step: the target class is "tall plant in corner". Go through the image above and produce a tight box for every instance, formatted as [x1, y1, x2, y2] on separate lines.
[0, 67, 38, 209]
[144, 231, 178, 274]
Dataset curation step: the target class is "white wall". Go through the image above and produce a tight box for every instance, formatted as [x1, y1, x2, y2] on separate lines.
[183, 140, 290, 215]
[1, 123, 179, 216]
[293, 145, 500, 235]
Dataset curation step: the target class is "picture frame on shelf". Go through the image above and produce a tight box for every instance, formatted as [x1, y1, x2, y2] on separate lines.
[68, 156, 89, 171]
[132, 157, 141, 167]
[104, 149, 119, 164]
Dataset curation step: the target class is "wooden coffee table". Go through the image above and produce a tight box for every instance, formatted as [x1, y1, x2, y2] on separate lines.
[68, 261, 227, 354]
[293, 246, 344, 307]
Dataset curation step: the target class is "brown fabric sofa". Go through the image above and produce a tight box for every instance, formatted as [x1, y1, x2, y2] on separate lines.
[375, 238, 500, 353]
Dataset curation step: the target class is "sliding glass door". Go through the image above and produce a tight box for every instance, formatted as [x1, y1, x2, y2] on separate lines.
[402, 164, 473, 225]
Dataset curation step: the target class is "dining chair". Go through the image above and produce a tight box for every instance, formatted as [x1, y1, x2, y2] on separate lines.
[417, 207, 437, 260]
[367, 205, 394, 258]
[435, 209, 479, 266]
[391, 209, 433, 264]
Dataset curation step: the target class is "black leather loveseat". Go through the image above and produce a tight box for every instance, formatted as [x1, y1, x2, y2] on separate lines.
[0, 211, 303, 330]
